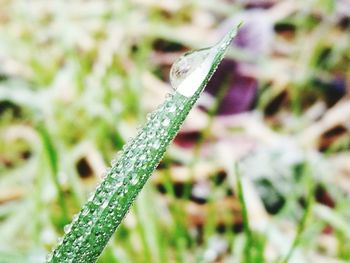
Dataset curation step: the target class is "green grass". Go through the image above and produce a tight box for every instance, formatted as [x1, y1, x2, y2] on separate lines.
[0, 1, 350, 263]
[46, 28, 239, 262]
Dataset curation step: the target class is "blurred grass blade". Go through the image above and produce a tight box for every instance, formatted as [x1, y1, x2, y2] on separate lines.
[280, 165, 315, 263]
[235, 164, 253, 263]
[37, 125, 69, 223]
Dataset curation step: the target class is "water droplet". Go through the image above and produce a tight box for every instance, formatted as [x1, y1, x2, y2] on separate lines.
[146, 113, 154, 121]
[46, 252, 53, 261]
[169, 27, 238, 98]
[87, 194, 94, 202]
[148, 130, 156, 138]
[57, 237, 64, 245]
[111, 159, 118, 167]
[131, 175, 139, 185]
[115, 180, 123, 187]
[76, 236, 83, 244]
[170, 48, 212, 97]
[94, 198, 102, 206]
[168, 104, 176, 113]
[82, 207, 89, 216]
[125, 163, 133, 173]
[162, 118, 170, 127]
[152, 140, 160, 149]
[101, 200, 109, 209]
[64, 224, 72, 234]
[72, 214, 80, 223]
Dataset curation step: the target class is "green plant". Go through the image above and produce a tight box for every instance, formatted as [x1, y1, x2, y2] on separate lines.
[46, 26, 240, 263]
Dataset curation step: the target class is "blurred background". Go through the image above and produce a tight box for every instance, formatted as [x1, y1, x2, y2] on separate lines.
[0, 0, 350, 262]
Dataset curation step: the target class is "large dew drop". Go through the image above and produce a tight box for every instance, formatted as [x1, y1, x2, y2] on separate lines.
[170, 48, 215, 97]
[169, 26, 239, 98]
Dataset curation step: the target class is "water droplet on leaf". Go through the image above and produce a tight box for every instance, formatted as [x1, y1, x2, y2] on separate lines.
[101, 200, 109, 209]
[169, 26, 239, 98]
[64, 224, 72, 234]
[131, 175, 139, 185]
[162, 118, 170, 127]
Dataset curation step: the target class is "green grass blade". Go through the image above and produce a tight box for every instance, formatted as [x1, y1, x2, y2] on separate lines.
[235, 164, 253, 263]
[38, 125, 69, 223]
[280, 164, 315, 263]
[47, 26, 239, 263]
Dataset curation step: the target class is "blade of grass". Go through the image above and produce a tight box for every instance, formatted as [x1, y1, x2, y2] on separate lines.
[280, 164, 315, 263]
[162, 167, 189, 263]
[46, 26, 240, 263]
[235, 163, 253, 263]
[37, 124, 69, 224]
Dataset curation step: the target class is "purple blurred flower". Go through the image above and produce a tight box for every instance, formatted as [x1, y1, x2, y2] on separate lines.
[203, 59, 257, 115]
[174, 131, 201, 148]
[244, 0, 276, 9]
[222, 10, 274, 58]
[336, 0, 350, 20]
